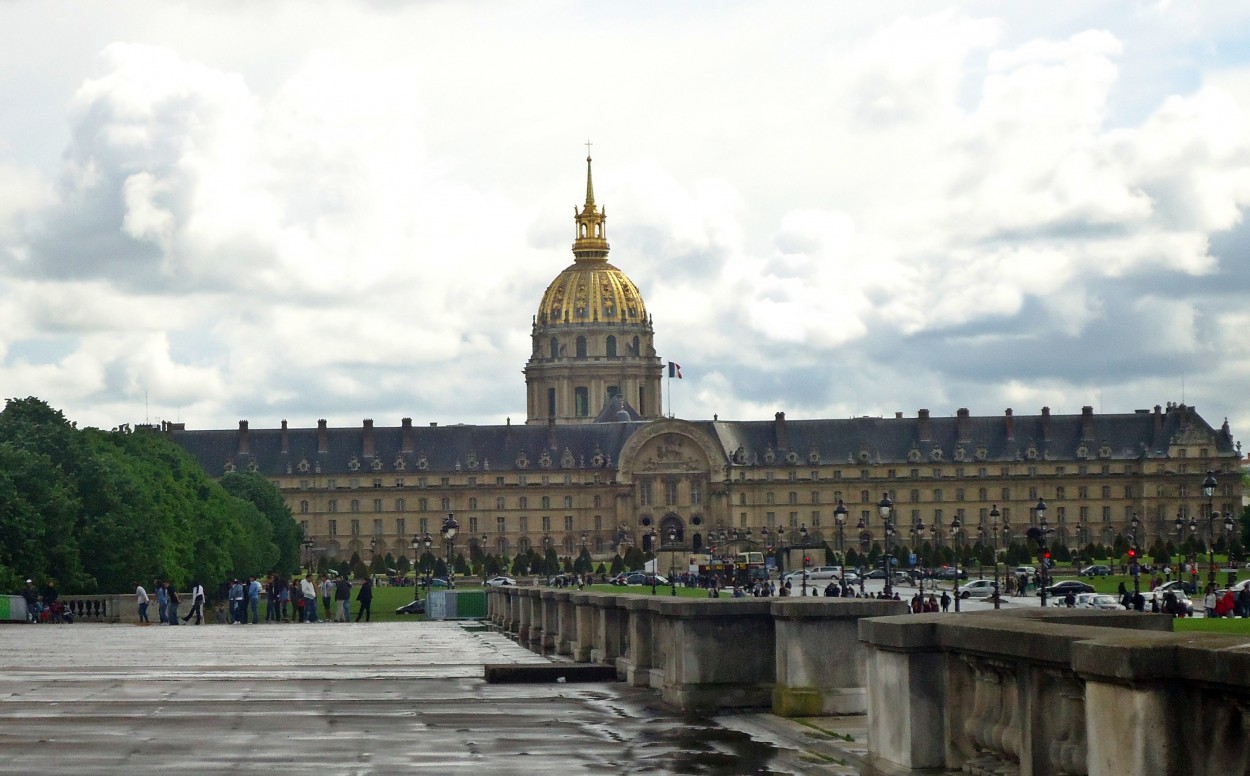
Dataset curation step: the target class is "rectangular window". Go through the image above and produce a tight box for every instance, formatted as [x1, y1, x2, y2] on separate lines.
[541, 516, 551, 532]
[563, 496, 573, 509]
[373, 498, 383, 512]
[519, 516, 528, 534]
[469, 516, 477, 534]
[788, 491, 798, 505]
[564, 516, 573, 532]
[327, 479, 337, 490]
[575, 386, 589, 416]
[395, 479, 404, 488]
[690, 485, 702, 506]
[497, 516, 506, 533]
[373, 519, 383, 535]
[541, 496, 551, 509]
[351, 519, 360, 536]
[328, 500, 338, 513]
[665, 481, 678, 506]
[350, 499, 360, 513]
[372, 478, 382, 488]
[420, 518, 428, 534]
[328, 519, 337, 536]
[441, 497, 450, 510]
[594, 515, 602, 530]
[639, 480, 652, 506]
[396, 518, 405, 536]
[547, 388, 556, 418]
[811, 510, 821, 526]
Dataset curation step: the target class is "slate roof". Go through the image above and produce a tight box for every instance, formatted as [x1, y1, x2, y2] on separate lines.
[160, 403, 1238, 478]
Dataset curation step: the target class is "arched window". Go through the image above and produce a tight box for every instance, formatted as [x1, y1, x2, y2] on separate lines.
[606, 336, 617, 357]
[550, 337, 559, 359]
[576, 336, 587, 358]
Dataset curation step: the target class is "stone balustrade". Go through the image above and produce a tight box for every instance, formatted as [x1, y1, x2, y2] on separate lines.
[859, 608, 1250, 776]
[486, 586, 905, 714]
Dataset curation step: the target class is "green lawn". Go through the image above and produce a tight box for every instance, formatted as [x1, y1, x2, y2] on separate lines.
[1174, 617, 1250, 634]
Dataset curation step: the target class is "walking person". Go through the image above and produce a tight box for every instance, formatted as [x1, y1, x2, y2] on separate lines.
[229, 579, 245, 624]
[183, 580, 205, 624]
[265, 574, 279, 623]
[165, 581, 180, 625]
[247, 576, 261, 624]
[355, 577, 373, 622]
[23, 579, 41, 623]
[335, 576, 352, 622]
[155, 579, 169, 624]
[299, 575, 320, 623]
[320, 575, 334, 618]
[291, 576, 305, 622]
[135, 581, 151, 625]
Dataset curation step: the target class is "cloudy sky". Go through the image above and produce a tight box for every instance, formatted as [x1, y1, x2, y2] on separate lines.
[2, 1, 1249, 441]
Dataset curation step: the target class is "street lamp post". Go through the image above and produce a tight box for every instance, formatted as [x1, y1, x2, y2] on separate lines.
[1130, 512, 1140, 601]
[1203, 470, 1218, 588]
[1225, 511, 1237, 584]
[649, 528, 659, 595]
[409, 535, 422, 601]
[951, 516, 962, 612]
[1032, 498, 1050, 607]
[910, 520, 926, 596]
[421, 532, 433, 598]
[989, 505, 1001, 610]
[441, 513, 458, 589]
[834, 499, 847, 565]
[879, 493, 895, 599]
[480, 533, 489, 585]
[668, 527, 678, 596]
[799, 524, 810, 596]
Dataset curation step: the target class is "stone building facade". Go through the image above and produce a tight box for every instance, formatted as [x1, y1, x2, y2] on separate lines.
[162, 160, 1244, 568]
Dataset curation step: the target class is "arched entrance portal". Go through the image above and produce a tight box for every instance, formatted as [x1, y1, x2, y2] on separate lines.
[659, 513, 685, 545]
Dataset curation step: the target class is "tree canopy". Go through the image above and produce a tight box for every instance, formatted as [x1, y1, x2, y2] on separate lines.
[0, 397, 301, 594]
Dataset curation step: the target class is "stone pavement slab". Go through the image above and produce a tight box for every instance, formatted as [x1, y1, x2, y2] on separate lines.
[0, 622, 862, 775]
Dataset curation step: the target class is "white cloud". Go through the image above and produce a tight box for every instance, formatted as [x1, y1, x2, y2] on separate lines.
[0, 2, 1248, 440]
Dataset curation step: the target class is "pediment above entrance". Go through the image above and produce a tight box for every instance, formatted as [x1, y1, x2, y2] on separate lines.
[617, 419, 726, 484]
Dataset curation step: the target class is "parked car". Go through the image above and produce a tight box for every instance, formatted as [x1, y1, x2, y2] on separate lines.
[958, 579, 999, 599]
[1014, 566, 1037, 576]
[485, 576, 516, 587]
[623, 572, 667, 586]
[807, 566, 845, 581]
[394, 599, 426, 615]
[1066, 593, 1119, 610]
[1079, 564, 1112, 577]
[1040, 580, 1094, 597]
[1146, 588, 1195, 616]
[933, 566, 968, 580]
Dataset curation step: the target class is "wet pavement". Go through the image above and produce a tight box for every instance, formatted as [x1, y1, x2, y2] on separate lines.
[0, 621, 865, 775]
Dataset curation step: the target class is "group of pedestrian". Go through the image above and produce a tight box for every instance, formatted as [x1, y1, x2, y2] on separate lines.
[20, 578, 63, 623]
[134, 578, 204, 625]
[132, 573, 378, 626]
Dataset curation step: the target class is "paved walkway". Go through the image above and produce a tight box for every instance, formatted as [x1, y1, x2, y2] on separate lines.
[0, 622, 867, 775]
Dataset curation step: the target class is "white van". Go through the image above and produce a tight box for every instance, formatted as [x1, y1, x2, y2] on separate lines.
[808, 566, 844, 581]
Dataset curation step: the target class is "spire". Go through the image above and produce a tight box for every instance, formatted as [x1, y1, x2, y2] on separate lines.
[584, 153, 595, 208]
[572, 149, 609, 262]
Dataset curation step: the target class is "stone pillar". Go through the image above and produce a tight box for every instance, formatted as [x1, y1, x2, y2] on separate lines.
[555, 591, 575, 656]
[526, 590, 544, 651]
[571, 593, 595, 663]
[771, 598, 907, 716]
[540, 591, 559, 653]
[860, 615, 947, 774]
[592, 597, 626, 671]
[621, 597, 655, 687]
[657, 598, 775, 712]
[505, 588, 521, 635]
[515, 589, 530, 643]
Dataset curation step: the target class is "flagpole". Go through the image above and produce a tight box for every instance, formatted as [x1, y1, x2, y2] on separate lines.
[666, 367, 671, 418]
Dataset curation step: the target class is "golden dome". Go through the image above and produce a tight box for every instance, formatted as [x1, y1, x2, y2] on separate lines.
[536, 155, 649, 327]
[537, 260, 648, 326]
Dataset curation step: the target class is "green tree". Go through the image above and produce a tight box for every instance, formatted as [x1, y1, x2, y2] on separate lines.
[220, 472, 302, 573]
[370, 553, 387, 574]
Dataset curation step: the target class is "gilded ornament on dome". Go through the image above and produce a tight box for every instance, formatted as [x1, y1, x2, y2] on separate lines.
[574, 284, 588, 318]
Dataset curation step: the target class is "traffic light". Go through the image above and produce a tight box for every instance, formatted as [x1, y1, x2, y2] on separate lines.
[1128, 547, 1137, 561]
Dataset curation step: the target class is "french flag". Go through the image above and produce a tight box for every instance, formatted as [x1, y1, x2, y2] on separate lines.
[668, 362, 682, 379]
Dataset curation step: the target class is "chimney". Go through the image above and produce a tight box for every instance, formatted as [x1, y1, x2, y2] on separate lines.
[1154, 405, 1163, 435]
[917, 409, 931, 442]
[362, 419, 375, 458]
[1080, 406, 1094, 441]
[401, 418, 413, 453]
[1041, 406, 1052, 443]
[280, 420, 289, 454]
[956, 408, 970, 442]
[774, 411, 789, 450]
[318, 419, 329, 454]
[1005, 409, 1015, 441]
[895, 411, 903, 419]
[237, 420, 250, 456]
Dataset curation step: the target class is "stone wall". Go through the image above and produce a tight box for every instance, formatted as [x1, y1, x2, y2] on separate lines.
[487, 587, 905, 715]
[859, 608, 1250, 776]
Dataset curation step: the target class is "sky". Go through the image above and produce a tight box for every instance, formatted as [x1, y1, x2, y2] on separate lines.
[1, 1, 1249, 442]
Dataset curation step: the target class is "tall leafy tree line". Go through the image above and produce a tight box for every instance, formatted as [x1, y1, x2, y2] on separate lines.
[0, 397, 301, 594]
